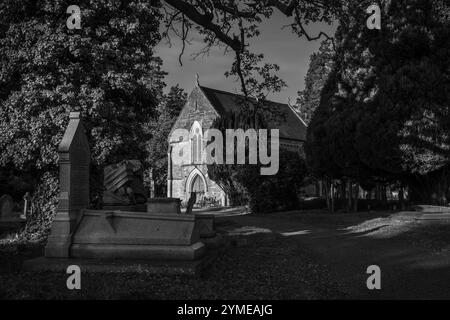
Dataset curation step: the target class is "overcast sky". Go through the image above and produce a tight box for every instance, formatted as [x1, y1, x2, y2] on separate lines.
[155, 11, 336, 104]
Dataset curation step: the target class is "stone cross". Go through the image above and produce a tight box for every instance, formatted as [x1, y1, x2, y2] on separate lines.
[45, 112, 90, 258]
[0, 194, 14, 219]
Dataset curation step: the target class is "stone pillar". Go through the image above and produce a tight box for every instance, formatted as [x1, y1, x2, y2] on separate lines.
[45, 112, 90, 258]
[22, 192, 31, 219]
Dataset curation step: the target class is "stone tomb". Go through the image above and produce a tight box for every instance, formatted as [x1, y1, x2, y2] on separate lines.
[45, 112, 206, 261]
[147, 198, 182, 214]
[70, 210, 204, 260]
[145, 197, 219, 248]
[0, 194, 22, 222]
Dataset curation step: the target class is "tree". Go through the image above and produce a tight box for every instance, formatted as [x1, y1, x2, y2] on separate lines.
[146, 85, 187, 196]
[0, 0, 165, 238]
[160, 0, 339, 98]
[306, 0, 450, 205]
[296, 40, 335, 125]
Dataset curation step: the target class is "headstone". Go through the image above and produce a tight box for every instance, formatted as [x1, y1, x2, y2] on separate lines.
[45, 112, 90, 258]
[186, 192, 197, 215]
[0, 194, 14, 219]
[102, 160, 147, 208]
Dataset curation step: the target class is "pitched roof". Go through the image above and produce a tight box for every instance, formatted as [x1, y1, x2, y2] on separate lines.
[199, 86, 307, 142]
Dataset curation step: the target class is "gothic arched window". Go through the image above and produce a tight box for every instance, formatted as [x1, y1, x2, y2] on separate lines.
[190, 122, 202, 164]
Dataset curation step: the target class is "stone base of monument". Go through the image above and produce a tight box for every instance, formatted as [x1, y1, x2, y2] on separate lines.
[194, 214, 226, 249]
[196, 214, 216, 238]
[102, 204, 147, 212]
[45, 209, 207, 260]
[23, 252, 219, 276]
[200, 234, 226, 249]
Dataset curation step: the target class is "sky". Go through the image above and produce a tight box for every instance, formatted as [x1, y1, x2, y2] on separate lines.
[155, 10, 336, 104]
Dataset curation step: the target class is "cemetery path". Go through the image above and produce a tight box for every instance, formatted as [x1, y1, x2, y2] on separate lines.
[218, 211, 450, 299]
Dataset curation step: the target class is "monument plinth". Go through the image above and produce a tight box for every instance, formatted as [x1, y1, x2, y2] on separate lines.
[44, 112, 209, 262]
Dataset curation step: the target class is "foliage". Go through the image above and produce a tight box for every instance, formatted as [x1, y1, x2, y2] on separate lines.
[145, 85, 187, 196]
[0, 0, 165, 237]
[306, 0, 450, 204]
[207, 109, 267, 207]
[225, 50, 287, 99]
[296, 40, 335, 125]
[239, 149, 307, 213]
[23, 172, 59, 242]
[207, 108, 307, 213]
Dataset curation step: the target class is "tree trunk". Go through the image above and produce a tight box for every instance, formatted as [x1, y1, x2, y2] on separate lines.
[375, 183, 380, 201]
[346, 179, 353, 212]
[340, 181, 346, 201]
[399, 187, 405, 210]
[324, 178, 331, 211]
[330, 179, 335, 213]
[353, 183, 359, 212]
[382, 184, 387, 202]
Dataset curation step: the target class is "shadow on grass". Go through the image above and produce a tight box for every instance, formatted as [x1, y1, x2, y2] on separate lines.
[0, 232, 346, 299]
[218, 211, 450, 299]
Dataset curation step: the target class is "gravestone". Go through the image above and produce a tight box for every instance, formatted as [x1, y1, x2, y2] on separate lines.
[0, 194, 15, 220]
[45, 112, 90, 258]
[186, 192, 197, 215]
[102, 160, 147, 211]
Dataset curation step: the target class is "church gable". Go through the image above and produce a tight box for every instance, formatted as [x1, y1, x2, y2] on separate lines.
[169, 78, 308, 143]
[170, 85, 219, 135]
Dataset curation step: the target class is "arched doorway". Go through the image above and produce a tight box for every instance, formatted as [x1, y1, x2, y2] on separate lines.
[185, 168, 208, 206]
[190, 174, 205, 204]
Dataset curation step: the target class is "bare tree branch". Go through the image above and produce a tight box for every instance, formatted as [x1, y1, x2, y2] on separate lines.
[160, 0, 340, 97]
[163, 0, 244, 52]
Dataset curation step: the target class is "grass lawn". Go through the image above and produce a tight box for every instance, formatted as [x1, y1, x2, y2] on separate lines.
[1, 209, 450, 299]
[0, 226, 344, 299]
